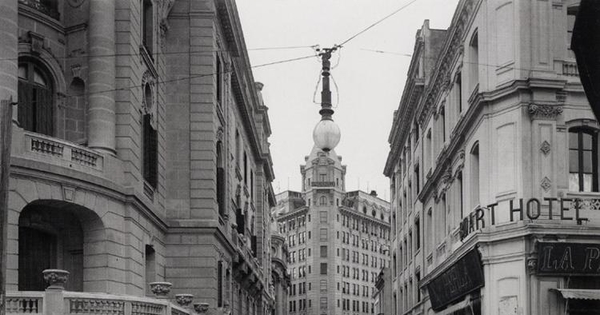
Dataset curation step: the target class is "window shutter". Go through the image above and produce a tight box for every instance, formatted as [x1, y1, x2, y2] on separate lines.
[37, 87, 53, 136]
[18, 81, 33, 131]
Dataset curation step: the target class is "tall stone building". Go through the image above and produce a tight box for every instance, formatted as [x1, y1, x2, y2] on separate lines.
[0, 0, 278, 315]
[274, 146, 391, 315]
[385, 1, 600, 314]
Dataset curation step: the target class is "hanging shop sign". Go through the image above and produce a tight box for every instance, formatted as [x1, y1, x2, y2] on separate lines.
[459, 198, 590, 240]
[427, 249, 485, 312]
[537, 242, 600, 275]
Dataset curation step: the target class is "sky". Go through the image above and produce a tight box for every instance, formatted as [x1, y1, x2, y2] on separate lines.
[236, 0, 461, 201]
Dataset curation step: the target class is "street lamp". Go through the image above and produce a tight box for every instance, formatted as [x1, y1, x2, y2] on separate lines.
[312, 47, 341, 152]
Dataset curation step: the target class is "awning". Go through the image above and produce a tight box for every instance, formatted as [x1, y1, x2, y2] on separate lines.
[441, 298, 472, 315]
[551, 289, 600, 301]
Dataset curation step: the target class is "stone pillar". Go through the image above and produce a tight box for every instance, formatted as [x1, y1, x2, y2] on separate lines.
[87, 0, 116, 154]
[42, 269, 69, 315]
[0, 0, 18, 102]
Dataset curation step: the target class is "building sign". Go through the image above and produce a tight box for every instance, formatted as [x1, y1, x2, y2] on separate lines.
[427, 249, 484, 312]
[537, 242, 600, 275]
[459, 198, 591, 240]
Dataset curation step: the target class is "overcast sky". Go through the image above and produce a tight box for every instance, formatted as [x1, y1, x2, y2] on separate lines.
[237, 0, 461, 201]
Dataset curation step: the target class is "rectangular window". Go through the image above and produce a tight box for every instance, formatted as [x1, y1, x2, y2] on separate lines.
[320, 263, 328, 275]
[320, 297, 328, 309]
[141, 0, 153, 56]
[217, 260, 223, 307]
[569, 128, 598, 192]
[320, 245, 328, 258]
[320, 279, 327, 292]
[320, 228, 328, 241]
[319, 211, 328, 223]
[143, 114, 158, 188]
[415, 218, 420, 250]
[216, 56, 222, 105]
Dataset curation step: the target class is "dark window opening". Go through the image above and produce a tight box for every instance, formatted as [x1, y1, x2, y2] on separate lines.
[18, 61, 54, 136]
[143, 114, 158, 188]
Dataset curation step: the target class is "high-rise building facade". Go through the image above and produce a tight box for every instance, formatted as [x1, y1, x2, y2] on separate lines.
[274, 146, 391, 315]
[385, 1, 600, 315]
[0, 0, 279, 314]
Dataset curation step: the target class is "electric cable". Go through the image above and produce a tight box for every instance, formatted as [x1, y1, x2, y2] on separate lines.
[337, 0, 420, 47]
[0, 45, 316, 62]
[63, 53, 318, 98]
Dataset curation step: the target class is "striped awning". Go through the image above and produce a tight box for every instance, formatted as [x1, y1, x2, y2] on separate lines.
[552, 289, 600, 300]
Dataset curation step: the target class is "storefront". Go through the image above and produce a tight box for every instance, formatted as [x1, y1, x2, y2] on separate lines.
[536, 241, 600, 315]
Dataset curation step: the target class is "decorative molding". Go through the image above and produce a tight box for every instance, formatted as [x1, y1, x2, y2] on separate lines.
[194, 303, 209, 314]
[541, 177, 552, 192]
[149, 282, 172, 298]
[540, 141, 551, 156]
[175, 294, 194, 307]
[528, 104, 563, 120]
[216, 127, 224, 142]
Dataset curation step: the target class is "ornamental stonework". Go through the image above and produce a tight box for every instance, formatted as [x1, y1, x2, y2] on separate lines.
[528, 104, 563, 120]
[540, 141, 551, 155]
[541, 177, 552, 192]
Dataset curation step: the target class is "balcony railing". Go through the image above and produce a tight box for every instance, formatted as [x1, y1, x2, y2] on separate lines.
[310, 181, 335, 188]
[562, 61, 579, 76]
[6, 291, 192, 315]
[22, 132, 104, 172]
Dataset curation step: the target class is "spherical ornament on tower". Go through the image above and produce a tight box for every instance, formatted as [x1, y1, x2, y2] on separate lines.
[313, 119, 341, 152]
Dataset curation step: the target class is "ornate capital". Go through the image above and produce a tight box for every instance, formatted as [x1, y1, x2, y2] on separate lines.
[528, 104, 563, 120]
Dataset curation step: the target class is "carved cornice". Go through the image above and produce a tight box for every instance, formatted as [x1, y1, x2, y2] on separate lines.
[528, 104, 563, 120]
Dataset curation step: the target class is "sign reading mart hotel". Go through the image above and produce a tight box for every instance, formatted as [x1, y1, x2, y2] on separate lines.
[459, 197, 593, 240]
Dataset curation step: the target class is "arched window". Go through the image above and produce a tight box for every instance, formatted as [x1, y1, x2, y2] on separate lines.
[569, 127, 598, 192]
[470, 142, 480, 207]
[216, 141, 225, 216]
[18, 60, 54, 136]
[319, 196, 327, 206]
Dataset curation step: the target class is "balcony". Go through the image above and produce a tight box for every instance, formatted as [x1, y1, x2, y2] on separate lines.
[15, 132, 105, 174]
[5, 271, 201, 315]
[310, 181, 335, 188]
[562, 61, 579, 76]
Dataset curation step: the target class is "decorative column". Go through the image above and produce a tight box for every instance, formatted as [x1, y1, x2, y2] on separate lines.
[87, 0, 116, 154]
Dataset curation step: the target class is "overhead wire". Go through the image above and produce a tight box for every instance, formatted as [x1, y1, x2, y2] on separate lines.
[337, 0, 421, 47]
[64, 53, 318, 98]
[0, 45, 316, 62]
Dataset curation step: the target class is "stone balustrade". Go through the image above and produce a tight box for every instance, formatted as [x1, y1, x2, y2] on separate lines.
[6, 291, 193, 315]
[22, 132, 104, 172]
[5, 270, 194, 315]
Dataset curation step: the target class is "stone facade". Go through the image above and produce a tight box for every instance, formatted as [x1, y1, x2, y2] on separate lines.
[385, 1, 600, 314]
[274, 147, 391, 315]
[0, 0, 277, 314]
